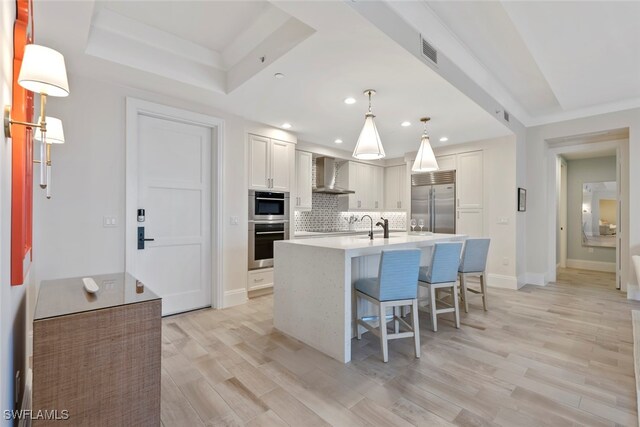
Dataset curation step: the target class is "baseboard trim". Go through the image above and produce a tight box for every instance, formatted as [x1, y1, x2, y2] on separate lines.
[487, 274, 519, 290]
[525, 273, 547, 286]
[628, 284, 640, 301]
[566, 259, 616, 273]
[223, 289, 248, 308]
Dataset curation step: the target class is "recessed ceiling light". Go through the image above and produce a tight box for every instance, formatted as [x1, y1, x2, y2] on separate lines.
[439, 137, 449, 142]
[282, 123, 292, 129]
[401, 121, 411, 127]
[334, 139, 343, 144]
[344, 97, 356, 105]
[274, 73, 285, 79]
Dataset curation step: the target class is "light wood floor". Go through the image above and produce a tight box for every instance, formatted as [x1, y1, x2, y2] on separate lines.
[161, 268, 640, 426]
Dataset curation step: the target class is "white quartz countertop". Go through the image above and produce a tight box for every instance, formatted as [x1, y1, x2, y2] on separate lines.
[277, 232, 466, 257]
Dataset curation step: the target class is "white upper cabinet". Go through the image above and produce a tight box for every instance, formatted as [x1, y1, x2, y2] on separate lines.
[337, 161, 384, 211]
[249, 135, 271, 190]
[294, 151, 313, 211]
[270, 139, 292, 191]
[248, 134, 293, 192]
[456, 150, 483, 209]
[384, 164, 407, 210]
[435, 154, 457, 171]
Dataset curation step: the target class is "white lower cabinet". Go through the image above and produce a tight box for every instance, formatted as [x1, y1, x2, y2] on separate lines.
[248, 268, 273, 292]
[456, 209, 483, 237]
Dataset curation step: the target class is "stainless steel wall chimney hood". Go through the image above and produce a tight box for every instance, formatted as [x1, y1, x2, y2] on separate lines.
[313, 157, 355, 194]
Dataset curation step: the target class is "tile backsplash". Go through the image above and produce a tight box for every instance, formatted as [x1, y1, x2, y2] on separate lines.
[295, 193, 407, 232]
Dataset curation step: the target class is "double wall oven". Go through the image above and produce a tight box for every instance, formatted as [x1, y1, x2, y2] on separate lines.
[248, 190, 289, 270]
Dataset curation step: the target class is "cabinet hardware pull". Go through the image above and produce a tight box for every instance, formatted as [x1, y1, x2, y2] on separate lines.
[254, 277, 265, 282]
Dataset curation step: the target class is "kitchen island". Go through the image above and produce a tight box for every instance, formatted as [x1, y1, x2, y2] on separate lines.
[273, 232, 465, 363]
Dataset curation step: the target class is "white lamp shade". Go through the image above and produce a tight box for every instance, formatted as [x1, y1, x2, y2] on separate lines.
[34, 117, 65, 144]
[18, 44, 69, 97]
[353, 113, 385, 160]
[412, 134, 439, 172]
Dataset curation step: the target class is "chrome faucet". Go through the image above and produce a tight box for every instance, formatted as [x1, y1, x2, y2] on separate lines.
[376, 217, 390, 239]
[361, 215, 374, 240]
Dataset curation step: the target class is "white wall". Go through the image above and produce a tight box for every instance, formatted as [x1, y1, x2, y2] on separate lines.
[566, 157, 616, 265]
[434, 135, 518, 288]
[526, 109, 639, 295]
[34, 73, 295, 310]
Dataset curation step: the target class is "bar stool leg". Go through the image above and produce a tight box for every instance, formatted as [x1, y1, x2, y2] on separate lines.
[480, 272, 488, 311]
[429, 285, 438, 332]
[356, 295, 362, 340]
[460, 274, 469, 313]
[379, 302, 389, 362]
[393, 307, 399, 334]
[452, 283, 460, 329]
[412, 299, 420, 358]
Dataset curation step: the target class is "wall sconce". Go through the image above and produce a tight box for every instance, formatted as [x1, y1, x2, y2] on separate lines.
[3, 44, 69, 197]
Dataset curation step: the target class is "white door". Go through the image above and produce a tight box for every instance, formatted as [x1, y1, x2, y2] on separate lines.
[136, 115, 212, 316]
[270, 139, 292, 191]
[249, 135, 270, 190]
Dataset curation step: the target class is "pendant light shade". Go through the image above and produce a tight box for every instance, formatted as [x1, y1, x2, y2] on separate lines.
[412, 117, 439, 173]
[353, 90, 385, 160]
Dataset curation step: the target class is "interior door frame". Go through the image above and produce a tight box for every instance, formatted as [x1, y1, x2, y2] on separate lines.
[559, 158, 568, 268]
[125, 97, 224, 309]
[546, 137, 627, 292]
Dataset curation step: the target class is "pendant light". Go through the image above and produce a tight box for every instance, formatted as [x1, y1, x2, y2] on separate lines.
[412, 117, 439, 172]
[352, 89, 385, 160]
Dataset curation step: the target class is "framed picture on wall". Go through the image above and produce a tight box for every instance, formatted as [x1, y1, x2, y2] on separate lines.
[518, 188, 527, 212]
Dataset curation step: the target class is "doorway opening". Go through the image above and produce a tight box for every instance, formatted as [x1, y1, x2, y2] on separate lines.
[547, 128, 628, 292]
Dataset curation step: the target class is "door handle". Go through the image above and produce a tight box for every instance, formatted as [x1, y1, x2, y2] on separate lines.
[137, 226, 155, 250]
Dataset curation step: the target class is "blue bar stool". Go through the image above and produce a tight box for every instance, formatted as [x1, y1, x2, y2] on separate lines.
[458, 238, 491, 313]
[355, 249, 422, 363]
[418, 242, 463, 332]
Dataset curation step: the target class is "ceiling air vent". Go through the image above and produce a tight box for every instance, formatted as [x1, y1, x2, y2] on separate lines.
[420, 35, 438, 65]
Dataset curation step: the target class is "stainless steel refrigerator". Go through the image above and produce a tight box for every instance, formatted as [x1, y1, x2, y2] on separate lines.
[410, 170, 456, 234]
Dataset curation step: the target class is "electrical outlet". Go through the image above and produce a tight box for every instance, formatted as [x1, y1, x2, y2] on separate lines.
[588, 247, 594, 253]
[502, 257, 509, 266]
[103, 216, 117, 227]
[497, 217, 509, 225]
[230, 216, 239, 225]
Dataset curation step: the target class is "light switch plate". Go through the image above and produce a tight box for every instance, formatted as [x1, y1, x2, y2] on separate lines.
[230, 216, 239, 225]
[103, 216, 117, 227]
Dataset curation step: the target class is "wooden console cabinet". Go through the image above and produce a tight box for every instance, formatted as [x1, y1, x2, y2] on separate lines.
[33, 273, 161, 426]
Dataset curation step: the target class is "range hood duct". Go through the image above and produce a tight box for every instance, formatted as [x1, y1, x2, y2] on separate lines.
[313, 157, 355, 194]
